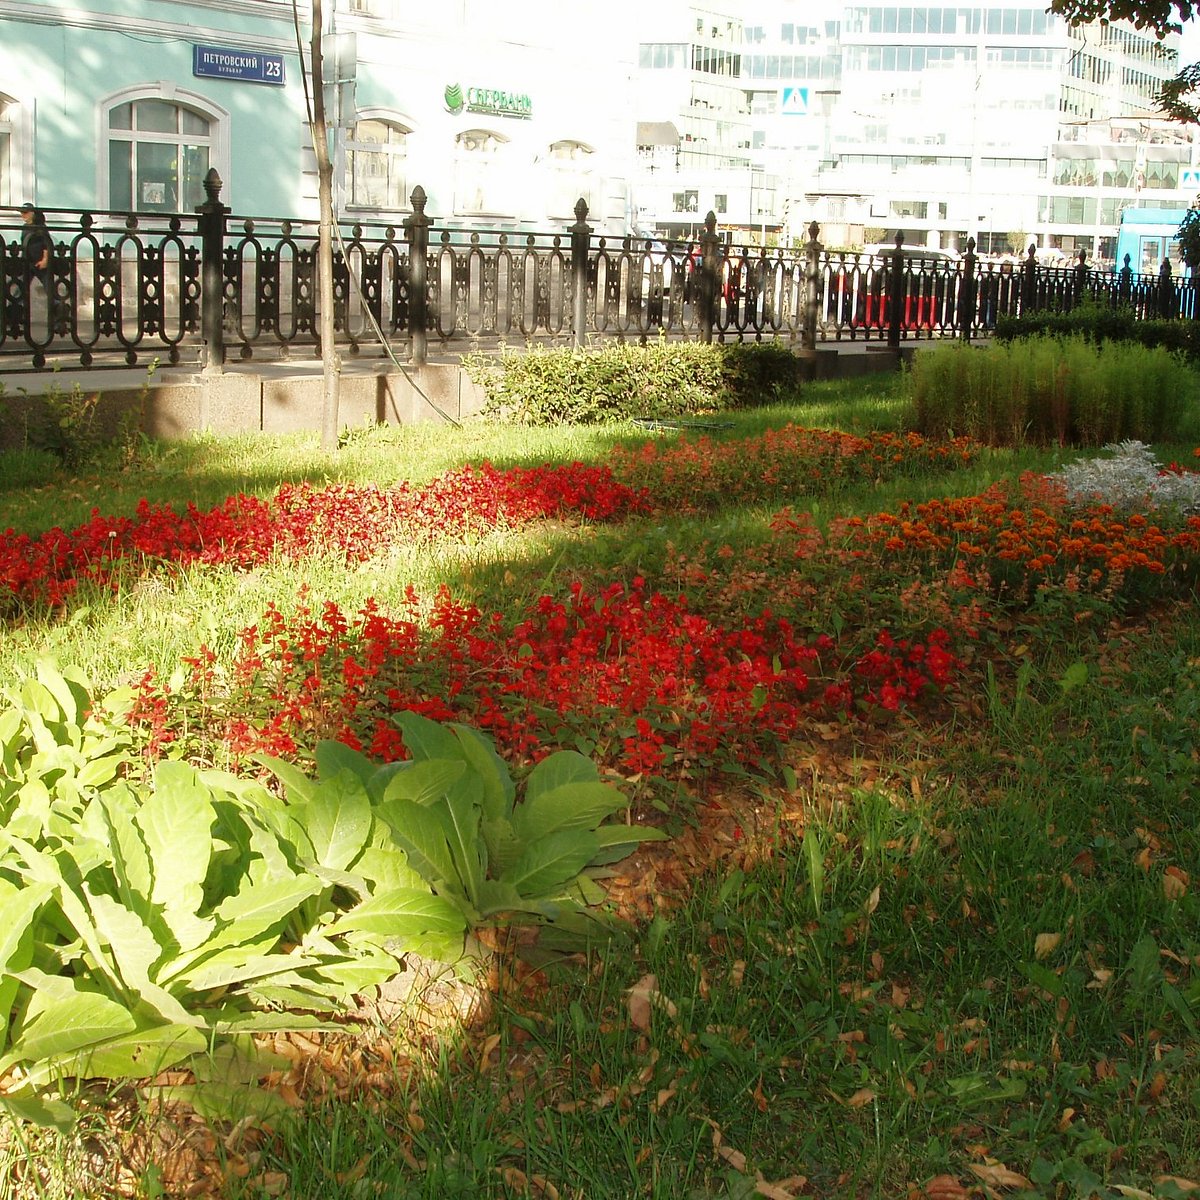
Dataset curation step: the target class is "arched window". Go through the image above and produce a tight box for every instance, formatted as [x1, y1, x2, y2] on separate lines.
[453, 128, 511, 216]
[345, 115, 411, 210]
[0, 95, 14, 207]
[104, 89, 226, 213]
[545, 139, 596, 219]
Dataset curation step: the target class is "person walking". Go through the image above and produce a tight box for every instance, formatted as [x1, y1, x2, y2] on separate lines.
[19, 202, 54, 333]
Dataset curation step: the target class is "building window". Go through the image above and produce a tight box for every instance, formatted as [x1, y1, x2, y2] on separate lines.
[545, 139, 595, 219]
[454, 128, 511, 215]
[106, 92, 222, 213]
[673, 190, 699, 213]
[0, 95, 13, 207]
[346, 116, 410, 209]
[714, 193, 727, 213]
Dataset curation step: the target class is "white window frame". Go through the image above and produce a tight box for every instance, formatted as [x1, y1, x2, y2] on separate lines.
[97, 84, 230, 214]
[544, 139, 596, 220]
[340, 109, 413, 212]
[0, 92, 35, 208]
[452, 127, 512, 218]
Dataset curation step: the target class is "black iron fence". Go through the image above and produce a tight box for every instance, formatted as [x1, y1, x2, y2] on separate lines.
[2, 169, 1195, 371]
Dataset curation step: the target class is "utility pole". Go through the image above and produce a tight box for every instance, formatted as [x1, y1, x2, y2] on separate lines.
[310, 0, 340, 452]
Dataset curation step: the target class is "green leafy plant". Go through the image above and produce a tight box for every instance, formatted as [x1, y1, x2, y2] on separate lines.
[0, 672, 661, 1129]
[906, 334, 1195, 446]
[463, 340, 804, 425]
[259, 710, 667, 949]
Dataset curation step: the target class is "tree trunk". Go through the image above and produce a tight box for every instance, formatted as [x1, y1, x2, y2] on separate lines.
[311, 0, 340, 451]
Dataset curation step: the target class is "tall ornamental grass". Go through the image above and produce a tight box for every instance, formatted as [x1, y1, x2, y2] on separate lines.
[906, 334, 1196, 447]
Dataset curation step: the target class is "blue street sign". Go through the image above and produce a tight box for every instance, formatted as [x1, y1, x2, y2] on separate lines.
[193, 44, 286, 86]
[780, 86, 809, 116]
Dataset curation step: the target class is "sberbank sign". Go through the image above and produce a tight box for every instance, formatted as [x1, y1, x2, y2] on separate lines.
[444, 82, 532, 120]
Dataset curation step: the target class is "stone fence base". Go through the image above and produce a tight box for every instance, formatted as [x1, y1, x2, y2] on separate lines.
[0, 345, 911, 452]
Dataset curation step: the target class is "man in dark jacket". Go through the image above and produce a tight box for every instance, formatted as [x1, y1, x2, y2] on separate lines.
[19, 202, 55, 333]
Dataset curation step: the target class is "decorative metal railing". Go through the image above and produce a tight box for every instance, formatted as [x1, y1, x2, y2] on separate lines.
[2, 170, 1194, 371]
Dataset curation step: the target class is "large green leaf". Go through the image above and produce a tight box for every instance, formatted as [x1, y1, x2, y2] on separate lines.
[381, 759, 466, 806]
[503, 829, 601, 898]
[590, 824, 669, 865]
[2, 979, 138, 1070]
[83, 887, 166, 998]
[294, 769, 372, 872]
[512, 781, 629, 842]
[0, 879, 52, 1054]
[160, 876, 323, 984]
[3, 836, 123, 998]
[450, 723, 515, 822]
[355, 845, 424, 893]
[307, 944, 408, 996]
[140, 761, 215, 926]
[0, 1087, 77, 1132]
[524, 749, 600, 801]
[391, 710, 464, 763]
[253, 752, 318, 805]
[35, 661, 89, 728]
[472, 879, 544, 918]
[149, 1081, 294, 1127]
[381, 799, 461, 892]
[323, 887, 467, 940]
[182, 952, 323, 994]
[244, 813, 302, 886]
[436, 775, 486, 904]
[315, 739, 378, 788]
[37, 1023, 208, 1085]
[481, 817, 523, 877]
[86, 786, 152, 913]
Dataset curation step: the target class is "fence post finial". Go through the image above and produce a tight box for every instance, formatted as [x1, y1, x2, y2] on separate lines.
[958, 237, 978, 342]
[887, 231, 905, 350]
[404, 185, 433, 367]
[698, 210, 721, 344]
[802, 220, 822, 352]
[570, 198, 592, 349]
[196, 167, 229, 374]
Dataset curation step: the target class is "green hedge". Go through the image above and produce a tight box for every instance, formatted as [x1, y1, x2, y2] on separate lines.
[462, 340, 806, 425]
[905, 335, 1196, 447]
[994, 304, 1200, 361]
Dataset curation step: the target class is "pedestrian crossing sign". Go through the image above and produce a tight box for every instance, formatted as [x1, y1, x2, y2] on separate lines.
[780, 87, 809, 116]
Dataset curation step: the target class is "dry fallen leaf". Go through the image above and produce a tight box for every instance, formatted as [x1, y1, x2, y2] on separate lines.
[1034, 932, 1062, 960]
[863, 885, 881, 915]
[716, 1143, 749, 1171]
[477, 1032, 502, 1073]
[846, 1087, 877, 1108]
[754, 1173, 807, 1199]
[628, 974, 657, 1032]
[968, 1160, 1032, 1190]
[249, 1172, 289, 1197]
[627, 974, 677, 1032]
[920, 1175, 971, 1200]
[1155, 1178, 1200, 1194]
[1163, 866, 1189, 900]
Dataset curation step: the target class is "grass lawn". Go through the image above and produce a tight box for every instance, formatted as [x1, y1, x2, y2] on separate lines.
[0, 368, 1198, 1200]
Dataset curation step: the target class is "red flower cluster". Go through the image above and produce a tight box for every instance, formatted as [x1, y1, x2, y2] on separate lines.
[608, 426, 980, 513]
[0, 463, 650, 613]
[139, 583, 963, 776]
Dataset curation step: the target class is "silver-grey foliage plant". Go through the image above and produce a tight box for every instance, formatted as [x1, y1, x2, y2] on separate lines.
[1048, 440, 1200, 514]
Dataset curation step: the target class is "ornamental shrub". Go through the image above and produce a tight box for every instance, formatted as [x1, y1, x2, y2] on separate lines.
[463, 340, 804, 425]
[906, 334, 1195, 447]
[995, 305, 1200, 362]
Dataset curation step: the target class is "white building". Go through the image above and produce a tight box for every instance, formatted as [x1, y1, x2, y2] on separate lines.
[630, 0, 1196, 264]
